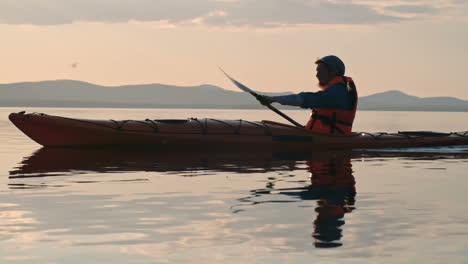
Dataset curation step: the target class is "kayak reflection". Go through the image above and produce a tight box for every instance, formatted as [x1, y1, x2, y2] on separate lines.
[11, 146, 468, 178]
[10, 147, 306, 178]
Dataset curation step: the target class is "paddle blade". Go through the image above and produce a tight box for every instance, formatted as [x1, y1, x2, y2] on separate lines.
[218, 67, 304, 128]
[219, 67, 257, 95]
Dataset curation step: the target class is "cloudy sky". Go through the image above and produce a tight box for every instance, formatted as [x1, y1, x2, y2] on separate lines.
[1, 0, 467, 98]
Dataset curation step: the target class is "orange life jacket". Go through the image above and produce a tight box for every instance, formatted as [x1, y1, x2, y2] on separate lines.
[305, 76, 358, 135]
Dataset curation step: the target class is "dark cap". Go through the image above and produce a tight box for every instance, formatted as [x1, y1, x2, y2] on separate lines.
[316, 55, 345, 76]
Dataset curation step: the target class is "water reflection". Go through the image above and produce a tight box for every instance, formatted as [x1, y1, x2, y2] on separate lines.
[8, 147, 468, 253]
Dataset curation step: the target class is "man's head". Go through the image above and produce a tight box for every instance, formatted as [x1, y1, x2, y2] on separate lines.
[315, 55, 345, 87]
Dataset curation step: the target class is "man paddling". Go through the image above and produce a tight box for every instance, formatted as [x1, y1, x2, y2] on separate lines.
[257, 55, 358, 135]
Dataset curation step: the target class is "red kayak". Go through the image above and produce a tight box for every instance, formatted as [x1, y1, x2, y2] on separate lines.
[8, 111, 468, 150]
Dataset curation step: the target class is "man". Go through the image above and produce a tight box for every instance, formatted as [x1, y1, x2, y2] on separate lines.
[257, 55, 358, 135]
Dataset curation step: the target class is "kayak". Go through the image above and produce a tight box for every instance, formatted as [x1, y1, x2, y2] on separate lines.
[8, 111, 468, 150]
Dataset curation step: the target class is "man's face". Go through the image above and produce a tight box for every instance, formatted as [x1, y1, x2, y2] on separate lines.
[316, 63, 330, 87]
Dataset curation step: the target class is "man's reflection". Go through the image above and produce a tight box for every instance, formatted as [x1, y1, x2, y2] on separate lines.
[256, 153, 356, 248]
[307, 157, 355, 248]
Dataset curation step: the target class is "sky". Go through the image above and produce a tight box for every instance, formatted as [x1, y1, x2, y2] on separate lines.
[0, 0, 467, 98]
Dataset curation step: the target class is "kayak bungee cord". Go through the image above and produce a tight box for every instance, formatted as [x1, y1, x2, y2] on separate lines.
[219, 68, 304, 128]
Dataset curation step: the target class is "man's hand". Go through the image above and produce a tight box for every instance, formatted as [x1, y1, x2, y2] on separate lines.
[255, 94, 273, 106]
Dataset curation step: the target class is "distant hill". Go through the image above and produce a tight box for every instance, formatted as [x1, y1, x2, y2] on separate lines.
[0, 80, 257, 108]
[359, 90, 468, 111]
[1, 80, 468, 111]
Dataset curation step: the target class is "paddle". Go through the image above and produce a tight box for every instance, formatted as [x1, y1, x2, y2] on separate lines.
[219, 68, 304, 128]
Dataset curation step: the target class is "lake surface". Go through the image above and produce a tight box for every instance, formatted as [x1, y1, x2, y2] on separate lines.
[1, 107, 468, 264]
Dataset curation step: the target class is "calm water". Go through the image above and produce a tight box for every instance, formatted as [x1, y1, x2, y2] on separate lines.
[1, 107, 468, 264]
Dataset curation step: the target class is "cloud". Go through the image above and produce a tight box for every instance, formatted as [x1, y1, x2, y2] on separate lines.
[385, 5, 437, 14]
[353, 0, 466, 17]
[0, 0, 465, 27]
[0, 0, 212, 25]
[202, 0, 400, 27]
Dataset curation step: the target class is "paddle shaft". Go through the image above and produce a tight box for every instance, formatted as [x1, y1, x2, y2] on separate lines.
[251, 92, 304, 128]
[220, 68, 304, 128]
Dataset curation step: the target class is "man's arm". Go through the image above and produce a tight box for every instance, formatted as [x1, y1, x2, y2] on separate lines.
[268, 85, 353, 110]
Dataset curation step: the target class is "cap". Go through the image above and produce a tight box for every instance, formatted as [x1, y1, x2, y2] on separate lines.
[316, 55, 345, 76]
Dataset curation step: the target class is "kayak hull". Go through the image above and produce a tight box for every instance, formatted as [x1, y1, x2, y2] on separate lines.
[8, 112, 468, 150]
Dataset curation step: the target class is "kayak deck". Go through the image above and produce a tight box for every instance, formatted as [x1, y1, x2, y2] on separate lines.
[8, 111, 468, 150]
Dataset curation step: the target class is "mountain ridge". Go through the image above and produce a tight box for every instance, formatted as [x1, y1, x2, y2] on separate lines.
[1, 80, 467, 111]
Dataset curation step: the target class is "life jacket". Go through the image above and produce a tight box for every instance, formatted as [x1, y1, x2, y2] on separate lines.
[305, 76, 358, 135]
